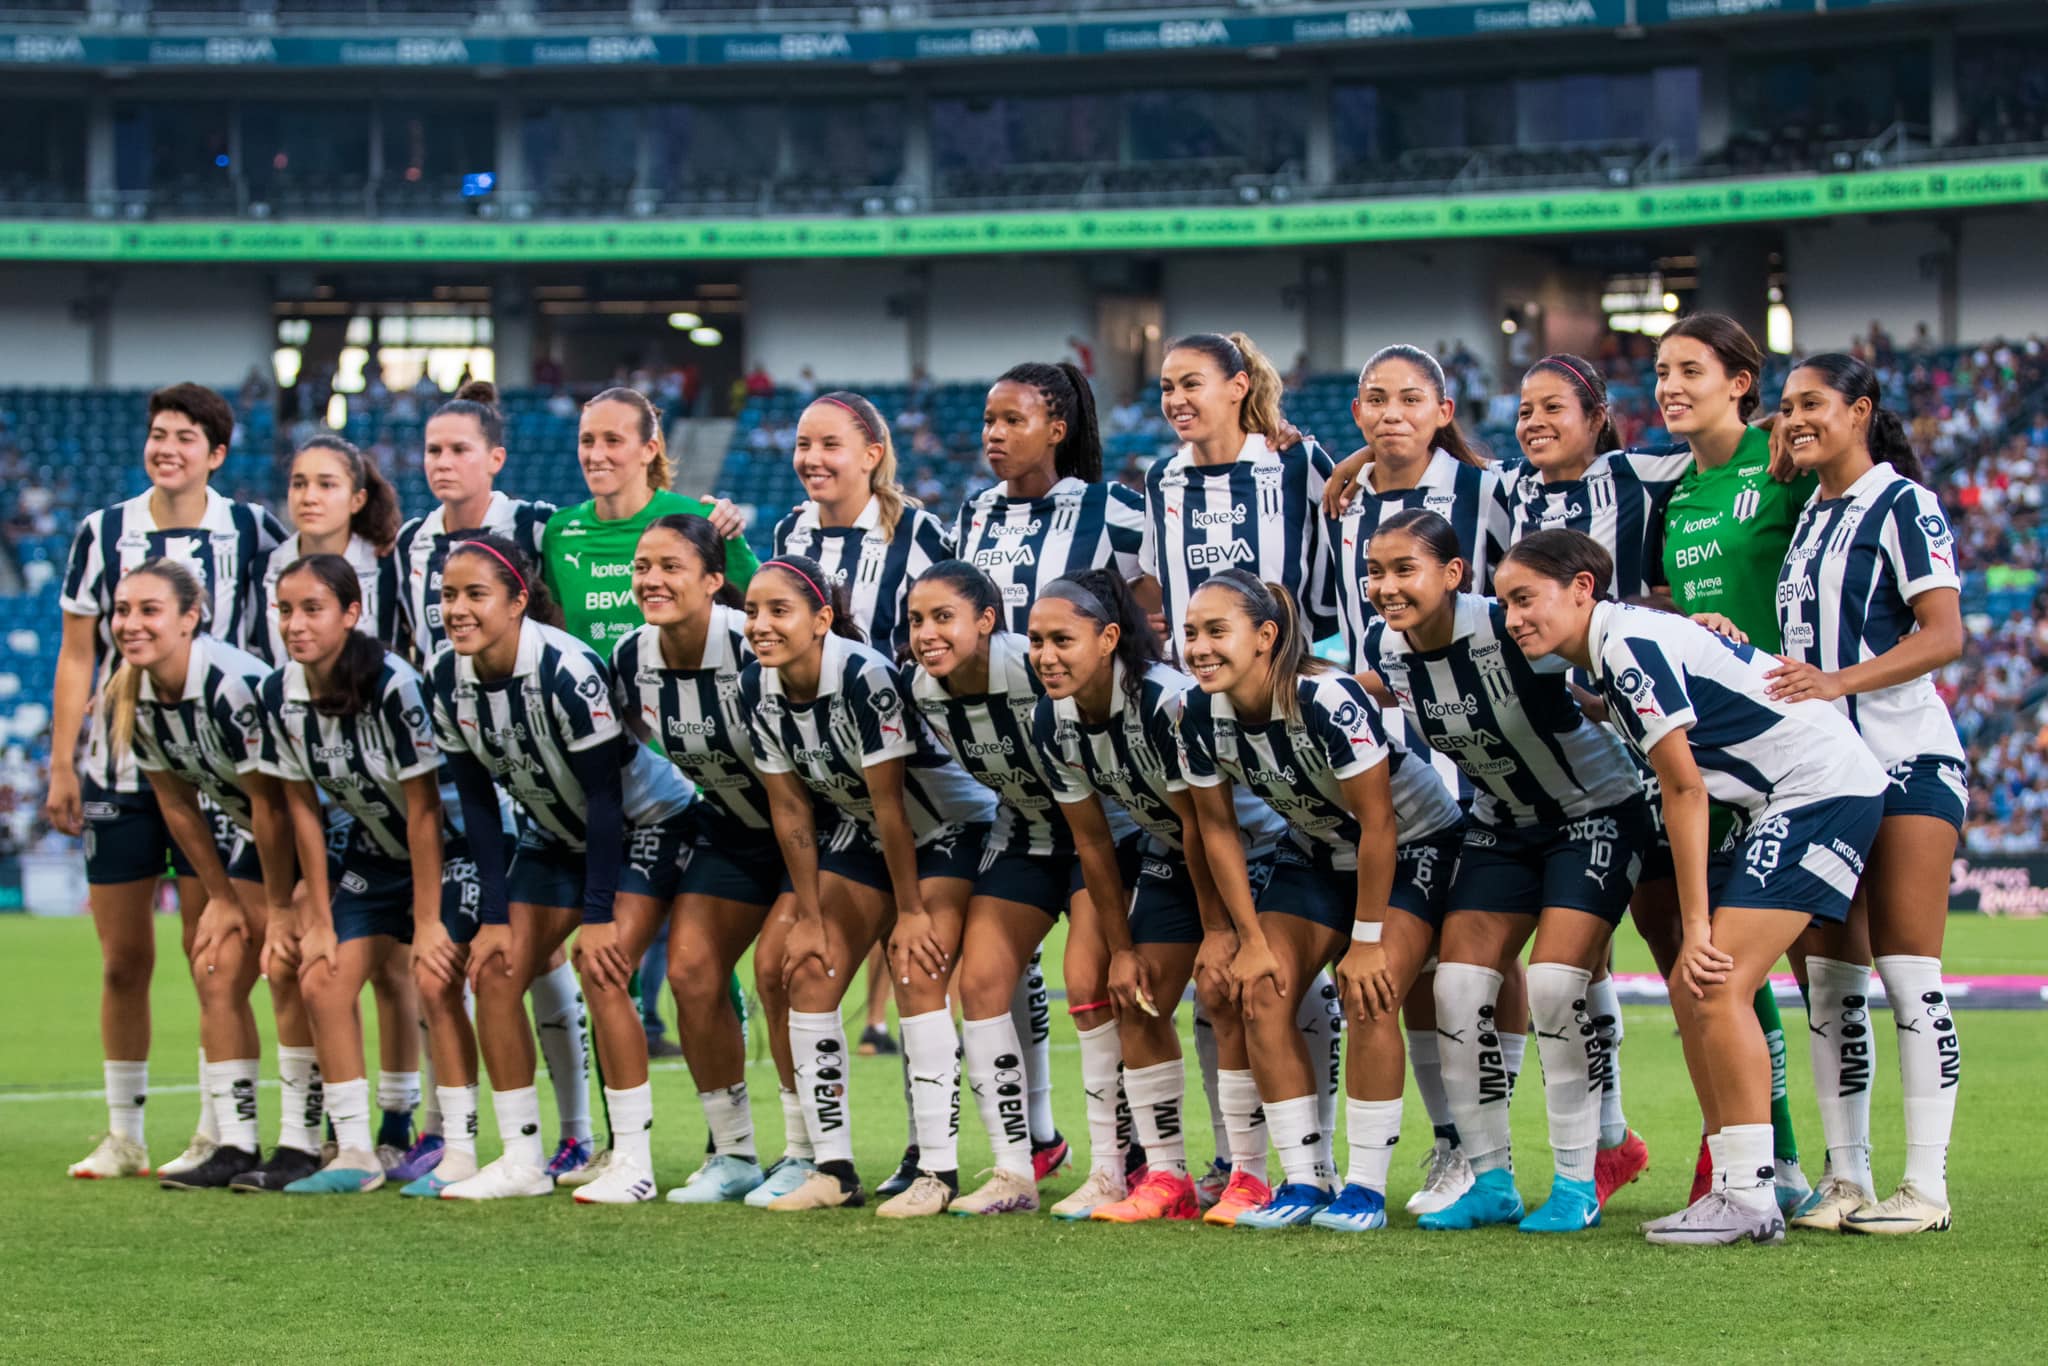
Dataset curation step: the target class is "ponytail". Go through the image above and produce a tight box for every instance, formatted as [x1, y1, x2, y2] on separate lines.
[1166, 332, 1288, 439]
[446, 531, 564, 629]
[105, 558, 205, 762]
[809, 391, 914, 540]
[1793, 352, 1926, 485]
[645, 513, 743, 609]
[758, 554, 865, 643]
[1042, 569, 1160, 709]
[294, 434, 401, 554]
[1500, 529, 1615, 601]
[1192, 569, 1331, 722]
[434, 380, 505, 449]
[1361, 344, 1488, 467]
[997, 361, 1103, 482]
[586, 386, 674, 493]
[277, 553, 386, 716]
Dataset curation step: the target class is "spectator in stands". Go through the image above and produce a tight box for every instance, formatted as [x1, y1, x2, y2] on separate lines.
[744, 363, 776, 399]
[238, 365, 272, 409]
[1109, 389, 1149, 435]
[794, 365, 818, 400]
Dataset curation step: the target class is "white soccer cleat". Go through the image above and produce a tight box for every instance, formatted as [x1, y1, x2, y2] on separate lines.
[573, 1157, 657, 1205]
[1643, 1191, 1785, 1246]
[1843, 1181, 1952, 1236]
[156, 1134, 216, 1179]
[69, 1133, 150, 1180]
[1406, 1139, 1475, 1215]
[1050, 1168, 1128, 1221]
[1788, 1175, 1875, 1233]
[438, 1156, 555, 1201]
[876, 1173, 956, 1219]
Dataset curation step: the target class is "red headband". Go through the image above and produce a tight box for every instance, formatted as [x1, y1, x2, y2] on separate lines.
[455, 540, 527, 596]
[814, 394, 881, 444]
[1542, 356, 1599, 401]
[761, 558, 827, 605]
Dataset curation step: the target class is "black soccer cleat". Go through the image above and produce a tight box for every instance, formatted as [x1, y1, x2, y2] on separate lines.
[229, 1146, 322, 1193]
[160, 1145, 261, 1191]
[874, 1145, 920, 1198]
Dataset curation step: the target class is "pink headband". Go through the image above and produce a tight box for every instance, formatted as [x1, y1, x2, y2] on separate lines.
[813, 394, 881, 444]
[455, 540, 527, 596]
[1542, 356, 1599, 401]
[761, 559, 827, 606]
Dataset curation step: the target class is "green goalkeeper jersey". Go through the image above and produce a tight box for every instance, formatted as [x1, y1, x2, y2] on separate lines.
[542, 489, 760, 655]
[1659, 426, 1818, 655]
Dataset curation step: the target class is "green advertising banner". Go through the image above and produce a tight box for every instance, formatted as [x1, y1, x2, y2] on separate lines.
[2, 161, 2042, 265]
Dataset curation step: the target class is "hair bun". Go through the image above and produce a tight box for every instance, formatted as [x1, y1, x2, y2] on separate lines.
[455, 380, 498, 406]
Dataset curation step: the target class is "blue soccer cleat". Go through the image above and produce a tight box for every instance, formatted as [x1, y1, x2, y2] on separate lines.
[743, 1157, 816, 1209]
[1309, 1183, 1388, 1232]
[1520, 1176, 1601, 1233]
[545, 1137, 597, 1182]
[400, 1170, 458, 1199]
[284, 1157, 386, 1195]
[667, 1154, 766, 1205]
[1235, 1182, 1333, 1229]
[1417, 1167, 1524, 1230]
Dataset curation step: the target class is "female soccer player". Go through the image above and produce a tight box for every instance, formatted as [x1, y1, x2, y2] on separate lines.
[53, 385, 286, 1181]
[1027, 569, 1289, 1225]
[1655, 314, 1817, 1211]
[741, 555, 995, 1215]
[253, 435, 402, 662]
[1180, 571, 1464, 1231]
[426, 533, 695, 1204]
[1366, 510, 1650, 1233]
[1496, 529, 1888, 1245]
[1770, 354, 1966, 1235]
[905, 560, 1124, 1214]
[251, 554, 479, 1194]
[615, 513, 777, 1204]
[100, 559, 303, 1190]
[388, 382, 591, 1186]
[951, 360, 1156, 1192]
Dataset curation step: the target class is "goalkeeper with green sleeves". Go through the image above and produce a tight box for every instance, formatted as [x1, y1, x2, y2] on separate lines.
[1652, 313, 1818, 1216]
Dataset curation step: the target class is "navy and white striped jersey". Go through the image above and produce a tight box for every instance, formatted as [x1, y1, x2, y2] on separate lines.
[61, 487, 286, 793]
[742, 632, 995, 851]
[1776, 462, 1964, 767]
[612, 607, 774, 839]
[131, 633, 272, 837]
[1503, 449, 1694, 599]
[912, 631, 1086, 859]
[772, 496, 954, 657]
[953, 477, 1146, 632]
[1589, 601, 1888, 819]
[394, 492, 555, 660]
[1141, 433, 1339, 657]
[428, 619, 691, 849]
[256, 650, 440, 862]
[1181, 672, 1461, 870]
[1373, 594, 1643, 828]
[1330, 448, 1513, 668]
[1032, 659, 1286, 856]
[249, 531, 402, 663]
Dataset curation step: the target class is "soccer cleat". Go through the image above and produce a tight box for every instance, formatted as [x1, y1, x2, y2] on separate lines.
[1594, 1131, 1650, 1208]
[744, 1157, 817, 1208]
[1788, 1175, 1875, 1233]
[875, 1146, 921, 1198]
[1774, 1160, 1813, 1218]
[1643, 1191, 1785, 1246]
[574, 1157, 658, 1205]
[1310, 1184, 1389, 1233]
[285, 1154, 387, 1195]
[1687, 1135, 1712, 1206]
[400, 1171, 455, 1198]
[1091, 1168, 1198, 1223]
[1201, 1169, 1273, 1227]
[1520, 1177, 1602, 1232]
[1050, 1168, 1127, 1221]
[1031, 1132, 1071, 1184]
[667, 1154, 766, 1205]
[1193, 1157, 1232, 1211]
[547, 1138, 600, 1185]
[438, 1156, 554, 1200]
[1236, 1182, 1333, 1230]
[159, 1145, 260, 1191]
[375, 1144, 407, 1176]
[156, 1134, 215, 1179]
[877, 1172, 957, 1218]
[951, 1168, 1039, 1216]
[1406, 1140, 1474, 1216]
[857, 1025, 898, 1057]
[386, 1134, 446, 1184]
[229, 1146, 322, 1193]
[1843, 1181, 1951, 1236]
[69, 1134, 150, 1180]
[767, 1168, 864, 1212]
[1417, 1167, 1524, 1230]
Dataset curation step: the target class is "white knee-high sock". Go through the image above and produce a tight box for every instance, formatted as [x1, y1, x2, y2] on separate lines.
[788, 1010, 855, 1166]
[418, 1017, 442, 1137]
[436, 1083, 479, 1160]
[606, 1083, 654, 1170]
[1406, 1029, 1459, 1147]
[1527, 962, 1598, 1184]
[1585, 974, 1628, 1148]
[1193, 1009, 1227, 1165]
[1720, 1122, 1776, 1213]
[1344, 1096, 1403, 1193]
[529, 962, 591, 1143]
[194, 1046, 218, 1144]
[325, 1076, 374, 1156]
[276, 1045, 323, 1153]
[1217, 1069, 1268, 1174]
[1123, 1060, 1187, 1175]
[1877, 954, 1959, 1204]
[778, 1086, 815, 1162]
[900, 1008, 961, 1174]
[492, 1085, 544, 1168]
[963, 1015, 1034, 1178]
[204, 1058, 260, 1153]
[1297, 971, 1343, 1169]
[1010, 950, 1056, 1146]
[104, 1060, 147, 1144]
[700, 1083, 756, 1160]
[1075, 1019, 1125, 1176]
[1263, 1094, 1332, 1190]
[1434, 962, 1512, 1173]
[1806, 956, 1877, 1194]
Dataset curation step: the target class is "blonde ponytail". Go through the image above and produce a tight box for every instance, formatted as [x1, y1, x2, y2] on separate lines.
[812, 390, 920, 541]
[103, 557, 206, 762]
[1229, 331, 1285, 438]
[1192, 569, 1330, 722]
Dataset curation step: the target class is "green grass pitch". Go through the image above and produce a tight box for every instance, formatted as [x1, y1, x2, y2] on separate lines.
[2, 913, 2043, 1363]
